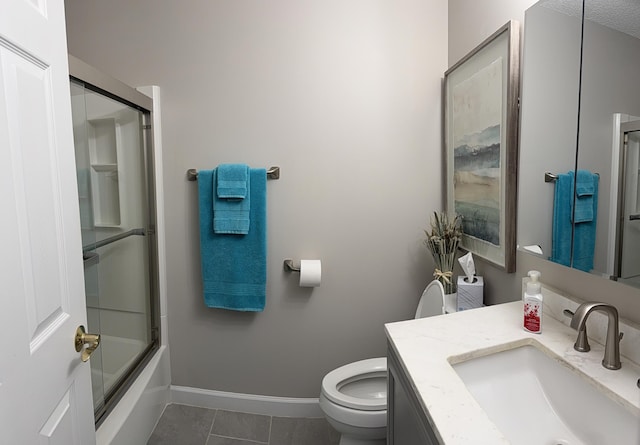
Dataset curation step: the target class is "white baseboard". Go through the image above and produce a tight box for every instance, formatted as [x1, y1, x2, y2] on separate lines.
[170, 385, 324, 418]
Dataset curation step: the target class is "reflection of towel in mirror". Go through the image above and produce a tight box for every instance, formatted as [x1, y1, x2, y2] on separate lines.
[550, 173, 572, 267]
[573, 170, 598, 272]
[574, 170, 596, 223]
[550, 171, 598, 272]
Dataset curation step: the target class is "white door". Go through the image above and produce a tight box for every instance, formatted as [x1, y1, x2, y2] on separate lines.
[0, 0, 95, 443]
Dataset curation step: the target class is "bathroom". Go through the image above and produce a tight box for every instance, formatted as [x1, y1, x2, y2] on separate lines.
[2, 0, 640, 443]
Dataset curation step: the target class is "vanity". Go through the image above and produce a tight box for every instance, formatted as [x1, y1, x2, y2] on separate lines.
[385, 290, 640, 444]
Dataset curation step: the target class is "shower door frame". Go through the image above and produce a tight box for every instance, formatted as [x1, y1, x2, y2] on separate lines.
[614, 119, 640, 282]
[69, 55, 161, 426]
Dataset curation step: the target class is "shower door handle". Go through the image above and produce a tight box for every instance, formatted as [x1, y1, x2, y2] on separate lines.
[75, 325, 101, 362]
[629, 214, 640, 221]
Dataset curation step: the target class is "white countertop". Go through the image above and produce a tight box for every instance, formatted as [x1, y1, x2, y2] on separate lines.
[384, 301, 640, 444]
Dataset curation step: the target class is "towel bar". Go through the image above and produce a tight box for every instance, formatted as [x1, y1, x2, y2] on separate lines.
[187, 166, 280, 181]
[545, 171, 599, 183]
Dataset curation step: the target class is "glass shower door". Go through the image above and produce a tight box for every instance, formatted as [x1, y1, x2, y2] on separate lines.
[71, 78, 158, 423]
[71, 79, 107, 411]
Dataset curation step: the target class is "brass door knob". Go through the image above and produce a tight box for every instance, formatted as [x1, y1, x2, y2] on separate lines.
[75, 325, 101, 362]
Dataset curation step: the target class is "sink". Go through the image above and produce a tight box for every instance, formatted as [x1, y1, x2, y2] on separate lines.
[452, 344, 639, 445]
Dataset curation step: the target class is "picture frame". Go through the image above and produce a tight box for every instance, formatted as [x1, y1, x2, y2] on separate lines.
[444, 20, 520, 273]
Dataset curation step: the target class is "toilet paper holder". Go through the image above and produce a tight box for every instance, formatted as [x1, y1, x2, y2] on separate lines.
[283, 259, 300, 272]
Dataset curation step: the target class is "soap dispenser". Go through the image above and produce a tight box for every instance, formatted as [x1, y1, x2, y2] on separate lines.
[523, 270, 542, 333]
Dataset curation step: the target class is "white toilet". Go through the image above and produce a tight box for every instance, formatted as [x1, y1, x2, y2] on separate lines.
[319, 280, 446, 445]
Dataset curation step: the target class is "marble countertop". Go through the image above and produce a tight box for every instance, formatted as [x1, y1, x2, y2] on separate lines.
[384, 300, 640, 444]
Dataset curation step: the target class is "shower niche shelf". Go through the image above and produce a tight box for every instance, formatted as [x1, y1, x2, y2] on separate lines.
[88, 118, 122, 228]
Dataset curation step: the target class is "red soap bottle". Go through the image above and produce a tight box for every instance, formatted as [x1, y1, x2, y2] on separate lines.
[523, 271, 542, 333]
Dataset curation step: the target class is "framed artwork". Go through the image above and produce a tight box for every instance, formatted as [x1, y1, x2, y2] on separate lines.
[444, 20, 520, 273]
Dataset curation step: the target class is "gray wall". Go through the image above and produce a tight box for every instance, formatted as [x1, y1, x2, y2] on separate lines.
[65, 0, 640, 399]
[448, 0, 537, 64]
[65, 0, 448, 397]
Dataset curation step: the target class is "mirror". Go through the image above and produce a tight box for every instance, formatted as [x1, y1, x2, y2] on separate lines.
[518, 0, 583, 263]
[577, 0, 640, 285]
[519, 0, 640, 290]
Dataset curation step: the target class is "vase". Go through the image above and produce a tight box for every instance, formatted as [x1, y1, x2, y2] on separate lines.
[444, 292, 457, 313]
[431, 250, 457, 295]
[436, 275, 455, 295]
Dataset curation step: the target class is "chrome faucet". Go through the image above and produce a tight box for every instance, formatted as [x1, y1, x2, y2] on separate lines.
[569, 302, 622, 370]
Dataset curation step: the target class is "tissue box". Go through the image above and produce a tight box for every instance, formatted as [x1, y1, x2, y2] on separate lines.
[457, 276, 484, 311]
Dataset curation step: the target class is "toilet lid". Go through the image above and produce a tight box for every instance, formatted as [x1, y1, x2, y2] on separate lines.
[321, 357, 387, 411]
[415, 279, 445, 319]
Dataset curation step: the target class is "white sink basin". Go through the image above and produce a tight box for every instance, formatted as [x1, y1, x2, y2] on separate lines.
[453, 344, 639, 445]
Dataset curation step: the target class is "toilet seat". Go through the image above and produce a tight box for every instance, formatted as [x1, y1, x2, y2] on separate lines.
[321, 357, 387, 411]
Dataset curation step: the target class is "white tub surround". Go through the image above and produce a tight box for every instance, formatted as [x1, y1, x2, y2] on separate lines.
[385, 291, 640, 444]
[96, 346, 170, 445]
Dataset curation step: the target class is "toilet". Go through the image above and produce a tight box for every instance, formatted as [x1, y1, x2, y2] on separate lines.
[319, 280, 446, 445]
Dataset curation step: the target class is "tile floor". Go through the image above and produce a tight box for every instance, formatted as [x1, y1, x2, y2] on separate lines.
[147, 403, 341, 445]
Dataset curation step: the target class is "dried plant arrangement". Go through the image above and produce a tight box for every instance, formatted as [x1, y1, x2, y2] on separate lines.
[424, 211, 463, 294]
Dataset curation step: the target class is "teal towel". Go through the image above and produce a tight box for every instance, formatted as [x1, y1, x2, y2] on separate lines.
[199, 168, 267, 311]
[213, 167, 250, 234]
[217, 163, 249, 199]
[573, 171, 598, 272]
[574, 170, 596, 223]
[550, 172, 573, 267]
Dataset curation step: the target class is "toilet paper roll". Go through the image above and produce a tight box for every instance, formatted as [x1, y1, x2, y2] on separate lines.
[299, 260, 322, 287]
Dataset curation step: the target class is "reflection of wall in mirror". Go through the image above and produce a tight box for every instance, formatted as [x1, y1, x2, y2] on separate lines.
[578, 19, 640, 276]
[518, 4, 582, 257]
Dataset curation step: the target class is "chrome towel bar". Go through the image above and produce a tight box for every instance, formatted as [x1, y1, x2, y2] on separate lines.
[187, 166, 280, 181]
[544, 171, 599, 183]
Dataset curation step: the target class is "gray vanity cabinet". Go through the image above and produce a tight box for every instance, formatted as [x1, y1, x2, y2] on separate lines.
[387, 342, 440, 445]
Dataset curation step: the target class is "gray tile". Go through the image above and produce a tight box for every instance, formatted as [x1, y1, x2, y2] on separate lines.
[206, 435, 265, 445]
[210, 410, 271, 443]
[147, 404, 216, 445]
[269, 417, 333, 445]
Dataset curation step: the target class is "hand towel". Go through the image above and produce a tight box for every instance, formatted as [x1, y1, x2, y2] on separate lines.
[217, 163, 249, 199]
[199, 168, 267, 311]
[573, 171, 598, 272]
[213, 167, 250, 235]
[550, 172, 573, 267]
[573, 170, 596, 223]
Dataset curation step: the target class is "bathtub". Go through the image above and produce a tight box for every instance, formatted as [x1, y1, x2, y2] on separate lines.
[91, 334, 148, 403]
[96, 344, 170, 445]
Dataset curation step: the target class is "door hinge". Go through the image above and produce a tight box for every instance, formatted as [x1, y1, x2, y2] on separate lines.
[142, 124, 152, 130]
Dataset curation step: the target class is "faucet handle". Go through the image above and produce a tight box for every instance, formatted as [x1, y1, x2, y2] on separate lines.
[563, 309, 574, 318]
